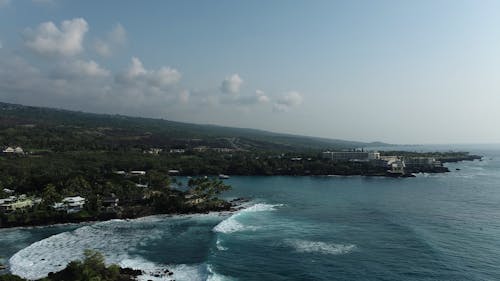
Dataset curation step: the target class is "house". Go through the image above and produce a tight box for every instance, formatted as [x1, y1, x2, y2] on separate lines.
[53, 196, 86, 213]
[388, 160, 406, 175]
[193, 146, 208, 152]
[2, 147, 14, 153]
[130, 170, 146, 176]
[169, 149, 185, 154]
[114, 170, 127, 175]
[184, 194, 205, 205]
[0, 195, 34, 213]
[2, 188, 14, 194]
[102, 195, 119, 211]
[2, 147, 24, 154]
[144, 148, 163, 155]
[168, 169, 180, 175]
[135, 183, 148, 188]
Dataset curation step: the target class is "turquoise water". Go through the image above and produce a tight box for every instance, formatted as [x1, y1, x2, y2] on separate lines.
[1, 147, 500, 280]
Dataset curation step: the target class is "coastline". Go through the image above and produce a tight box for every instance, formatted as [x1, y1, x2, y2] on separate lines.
[0, 198, 249, 230]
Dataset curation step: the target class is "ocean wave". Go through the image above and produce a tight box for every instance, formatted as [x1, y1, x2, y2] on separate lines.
[8, 214, 225, 280]
[285, 239, 356, 255]
[216, 238, 228, 251]
[207, 264, 235, 281]
[213, 203, 283, 234]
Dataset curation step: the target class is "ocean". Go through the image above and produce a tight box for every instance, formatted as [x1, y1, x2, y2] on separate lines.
[1, 145, 500, 280]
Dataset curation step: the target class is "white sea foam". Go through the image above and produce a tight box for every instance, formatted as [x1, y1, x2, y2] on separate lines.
[285, 239, 356, 255]
[216, 238, 227, 251]
[213, 203, 283, 234]
[8, 215, 222, 280]
[207, 264, 235, 281]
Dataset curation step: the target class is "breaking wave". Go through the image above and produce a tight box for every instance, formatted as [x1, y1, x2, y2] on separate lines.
[8, 215, 227, 281]
[213, 203, 283, 234]
[285, 239, 356, 255]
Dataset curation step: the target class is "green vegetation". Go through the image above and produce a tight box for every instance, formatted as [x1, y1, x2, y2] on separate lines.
[0, 101, 386, 152]
[0, 101, 481, 228]
[0, 250, 142, 281]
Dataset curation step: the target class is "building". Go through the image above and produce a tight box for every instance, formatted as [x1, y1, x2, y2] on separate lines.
[102, 195, 119, 208]
[168, 169, 180, 175]
[0, 195, 34, 213]
[2, 146, 24, 154]
[169, 149, 185, 154]
[322, 151, 380, 161]
[144, 148, 163, 155]
[53, 196, 86, 213]
[130, 170, 146, 176]
[388, 160, 406, 175]
[114, 170, 127, 175]
[404, 157, 442, 168]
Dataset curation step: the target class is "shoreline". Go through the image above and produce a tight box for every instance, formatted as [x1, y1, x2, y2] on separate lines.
[0, 198, 249, 230]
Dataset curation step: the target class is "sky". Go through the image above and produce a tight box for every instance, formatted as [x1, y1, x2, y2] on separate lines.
[0, 0, 499, 144]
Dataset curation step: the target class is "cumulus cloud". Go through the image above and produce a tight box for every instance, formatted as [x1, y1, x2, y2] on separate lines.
[118, 57, 181, 87]
[52, 59, 110, 79]
[94, 23, 126, 57]
[255, 90, 270, 104]
[0, 55, 187, 117]
[24, 18, 88, 57]
[220, 73, 243, 95]
[273, 91, 303, 112]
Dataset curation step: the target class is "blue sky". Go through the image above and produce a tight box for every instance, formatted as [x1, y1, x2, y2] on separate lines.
[0, 0, 500, 144]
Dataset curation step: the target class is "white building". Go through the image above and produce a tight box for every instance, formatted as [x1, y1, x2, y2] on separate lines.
[322, 151, 380, 161]
[54, 196, 86, 213]
[130, 171, 146, 176]
[404, 157, 441, 168]
[2, 147, 24, 154]
[169, 149, 185, 154]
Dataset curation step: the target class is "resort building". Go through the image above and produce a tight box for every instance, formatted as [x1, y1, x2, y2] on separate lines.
[404, 157, 442, 168]
[322, 151, 380, 161]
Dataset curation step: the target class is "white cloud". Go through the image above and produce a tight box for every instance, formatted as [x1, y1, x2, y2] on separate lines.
[53, 59, 110, 78]
[126, 57, 147, 78]
[273, 91, 303, 112]
[94, 23, 126, 57]
[0, 55, 186, 117]
[221, 73, 243, 95]
[119, 57, 181, 87]
[255, 90, 270, 104]
[24, 18, 88, 57]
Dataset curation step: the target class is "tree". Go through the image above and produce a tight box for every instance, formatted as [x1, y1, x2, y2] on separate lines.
[188, 178, 231, 201]
[41, 184, 61, 207]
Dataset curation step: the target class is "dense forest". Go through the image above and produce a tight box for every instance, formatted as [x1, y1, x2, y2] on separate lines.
[0, 102, 388, 152]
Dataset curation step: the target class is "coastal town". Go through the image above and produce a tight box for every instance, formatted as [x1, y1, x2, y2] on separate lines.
[0, 144, 481, 226]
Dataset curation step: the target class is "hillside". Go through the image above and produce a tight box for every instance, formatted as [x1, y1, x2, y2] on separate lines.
[0, 102, 389, 152]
